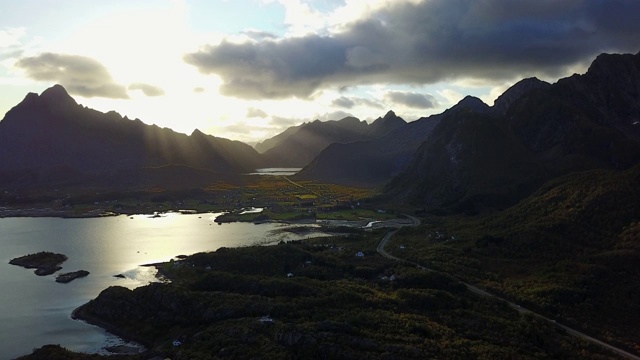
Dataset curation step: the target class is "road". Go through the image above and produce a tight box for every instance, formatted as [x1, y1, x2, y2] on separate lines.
[376, 215, 640, 360]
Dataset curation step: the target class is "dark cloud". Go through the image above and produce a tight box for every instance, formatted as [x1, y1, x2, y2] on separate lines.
[384, 91, 438, 109]
[16, 52, 129, 99]
[184, 0, 640, 99]
[247, 107, 268, 118]
[128, 83, 165, 97]
[332, 96, 384, 109]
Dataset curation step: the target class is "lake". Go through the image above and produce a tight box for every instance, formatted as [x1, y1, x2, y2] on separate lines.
[0, 213, 328, 359]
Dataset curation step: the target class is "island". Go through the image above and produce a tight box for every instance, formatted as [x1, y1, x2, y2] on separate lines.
[9, 252, 68, 276]
[55, 270, 90, 283]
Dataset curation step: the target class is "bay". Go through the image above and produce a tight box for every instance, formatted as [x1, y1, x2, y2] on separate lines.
[0, 213, 326, 359]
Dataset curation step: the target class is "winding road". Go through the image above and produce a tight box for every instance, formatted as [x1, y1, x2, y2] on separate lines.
[376, 215, 640, 360]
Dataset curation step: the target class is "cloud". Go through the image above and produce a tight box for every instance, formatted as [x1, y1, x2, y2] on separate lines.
[384, 91, 438, 109]
[16, 52, 128, 99]
[332, 95, 384, 109]
[241, 29, 279, 41]
[317, 110, 354, 121]
[184, 0, 640, 100]
[270, 115, 304, 128]
[193, 87, 205, 93]
[128, 83, 165, 96]
[247, 107, 268, 118]
[332, 96, 355, 108]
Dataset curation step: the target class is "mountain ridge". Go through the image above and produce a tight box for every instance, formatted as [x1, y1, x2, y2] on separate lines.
[0, 85, 263, 190]
[260, 112, 406, 167]
[383, 51, 640, 213]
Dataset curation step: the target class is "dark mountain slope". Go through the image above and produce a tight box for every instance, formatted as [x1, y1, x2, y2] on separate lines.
[297, 97, 489, 187]
[261, 112, 406, 167]
[492, 77, 551, 115]
[384, 108, 543, 213]
[0, 85, 262, 189]
[254, 123, 305, 154]
[384, 51, 640, 212]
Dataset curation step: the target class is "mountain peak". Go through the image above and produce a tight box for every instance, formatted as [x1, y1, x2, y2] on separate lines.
[583, 52, 640, 85]
[38, 84, 78, 111]
[40, 84, 76, 103]
[383, 110, 397, 119]
[454, 96, 489, 112]
[191, 128, 206, 137]
[368, 110, 406, 137]
[493, 77, 551, 115]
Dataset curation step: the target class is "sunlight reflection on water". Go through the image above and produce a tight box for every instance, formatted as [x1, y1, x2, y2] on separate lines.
[0, 213, 330, 358]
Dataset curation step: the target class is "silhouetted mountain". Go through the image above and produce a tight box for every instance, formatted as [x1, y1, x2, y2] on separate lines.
[384, 51, 640, 213]
[254, 123, 305, 154]
[492, 77, 551, 115]
[297, 97, 487, 187]
[261, 112, 406, 167]
[0, 85, 262, 189]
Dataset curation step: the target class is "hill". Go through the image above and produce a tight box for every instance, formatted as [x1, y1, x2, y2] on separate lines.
[393, 164, 640, 352]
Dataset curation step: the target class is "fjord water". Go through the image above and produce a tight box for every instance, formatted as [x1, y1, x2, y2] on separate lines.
[0, 213, 322, 359]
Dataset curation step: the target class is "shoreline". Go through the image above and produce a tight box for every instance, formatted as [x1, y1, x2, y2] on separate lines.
[71, 304, 150, 356]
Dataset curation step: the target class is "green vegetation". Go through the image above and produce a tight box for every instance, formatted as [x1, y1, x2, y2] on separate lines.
[13, 167, 640, 359]
[41, 230, 615, 359]
[0, 175, 378, 221]
[390, 165, 640, 354]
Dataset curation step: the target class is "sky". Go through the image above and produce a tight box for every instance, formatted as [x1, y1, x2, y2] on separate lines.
[1, 0, 639, 144]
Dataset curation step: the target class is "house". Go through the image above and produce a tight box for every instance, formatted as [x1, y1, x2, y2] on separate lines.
[259, 316, 275, 324]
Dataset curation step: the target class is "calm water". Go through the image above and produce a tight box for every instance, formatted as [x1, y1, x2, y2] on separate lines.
[0, 213, 325, 359]
[247, 168, 302, 176]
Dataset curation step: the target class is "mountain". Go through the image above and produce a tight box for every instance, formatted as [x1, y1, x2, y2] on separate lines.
[260, 112, 406, 167]
[383, 51, 640, 213]
[0, 85, 263, 189]
[296, 97, 488, 187]
[254, 123, 305, 154]
[492, 77, 551, 115]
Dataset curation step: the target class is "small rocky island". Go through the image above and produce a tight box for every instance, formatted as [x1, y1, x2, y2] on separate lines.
[9, 252, 68, 275]
[9, 252, 90, 283]
[56, 270, 90, 283]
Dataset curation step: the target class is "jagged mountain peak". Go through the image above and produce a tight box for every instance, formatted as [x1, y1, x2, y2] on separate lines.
[369, 110, 406, 134]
